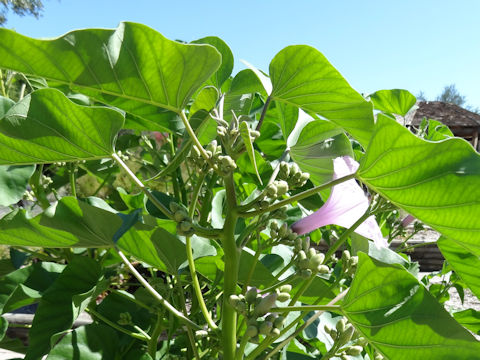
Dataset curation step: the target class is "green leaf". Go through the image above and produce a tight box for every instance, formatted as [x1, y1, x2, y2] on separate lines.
[0, 22, 221, 131]
[0, 96, 15, 117]
[26, 257, 103, 360]
[0, 197, 120, 247]
[47, 324, 120, 360]
[358, 114, 480, 253]
[238, 249, 276, 287]
[425, 119, 454, 141]
[0, 165, 35, 206]
[290, 120, 353, 185]
[0, 262, 64, 314]
[454, 309, 480, 335]
[150, 228, 187, 273]
[342, 253, 480, 360]
[275, 101, 299, 142]
[0, 89, 124, 165]
[191, 36, 233, 88]
[269, 45, 374, 145]
[239, 119, 262, 184]
[369, 89, 416, 116]
[437, 236, 480, 299]
[190, 86, 219, 115]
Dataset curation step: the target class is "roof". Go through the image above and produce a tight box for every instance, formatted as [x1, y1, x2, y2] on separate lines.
[406, 101, 480, 128]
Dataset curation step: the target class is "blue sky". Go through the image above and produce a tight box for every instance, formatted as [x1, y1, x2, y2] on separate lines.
[4, 0, 480, 108]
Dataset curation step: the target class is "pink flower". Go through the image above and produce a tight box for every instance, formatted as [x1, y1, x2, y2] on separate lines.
[291, 156, 387, 248]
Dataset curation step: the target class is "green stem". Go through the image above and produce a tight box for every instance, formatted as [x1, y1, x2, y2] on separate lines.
[69, 163, 77, 197]
[174, 275, 201, 360]
[186, 173, 218, 330]
[115, 248, 201, 330]
[324, 210, 373, 262]
[241, 244, 262, 294]
[86, 308, 149, 341]
[238, 173, 356, 217]
[0, 69, 6, 97]
[110, 289, 152, 311]
[147, 315, 164, 359]
[221, 174, 240, 360]
[199, 173, 217, 226]
[255, 95, 272, 132]
[288, 272, 317, 305]
[235, 333, 251, 360]
[260, 275, 297, 294]
[30, 164, 50, 210]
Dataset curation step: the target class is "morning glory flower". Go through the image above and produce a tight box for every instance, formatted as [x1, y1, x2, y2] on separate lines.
[291, 156, 387, 248]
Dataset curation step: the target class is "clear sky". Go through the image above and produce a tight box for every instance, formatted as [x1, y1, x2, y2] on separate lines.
[3, 0, 480, 108]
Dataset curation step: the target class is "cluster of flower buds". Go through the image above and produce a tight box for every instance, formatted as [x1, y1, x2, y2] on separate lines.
[269, 222, 299, 246]
[278, 161, 310, 189]
[170, 202, 194, 236]
[116, 150, 130, 162]
[118, 312, 133, 326]
[229, 287, 288, 342]
[324, 318, 365, 359]
[293, 237, 329, 278]
[341, 250, 358, 276]
[265, 180, 289, 199]
[216, 115, 260, 152]
[188, 140, 238, 175]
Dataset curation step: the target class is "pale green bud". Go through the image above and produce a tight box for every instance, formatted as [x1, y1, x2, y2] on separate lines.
[277, 292, 290, 302]
[346, 346, 363, 356]
[259, 321, 273, 335]
[245, 325, 258, 338]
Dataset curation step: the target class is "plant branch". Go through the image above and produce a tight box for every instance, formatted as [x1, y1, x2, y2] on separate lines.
[115, 248, 201, 330]
[255, 95, 272, 131]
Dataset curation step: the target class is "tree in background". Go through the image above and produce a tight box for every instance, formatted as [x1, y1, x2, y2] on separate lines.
[0, 0, 44, 25]
[436, 84, 466, 107]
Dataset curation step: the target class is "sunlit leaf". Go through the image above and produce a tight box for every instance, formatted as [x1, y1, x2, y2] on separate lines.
[369, 89, 416, 116]
[0, 89, 123, 165]
[269, 45, 374, 145]
[358, 114, 480, 253]
[342, 253, 480, 360]
[0, 22, 221, 131]
[239, 120, 262, 184]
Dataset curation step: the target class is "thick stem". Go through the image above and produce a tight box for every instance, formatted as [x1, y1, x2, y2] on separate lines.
[115, 248, 201, 330]
[270, 305, 340, 313]
[238, 173, 356, 217]
[221, 174, 240, 360]
[68, 163, 77, 197]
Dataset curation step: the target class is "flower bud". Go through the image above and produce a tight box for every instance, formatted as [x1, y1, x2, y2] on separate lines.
[229, 295, 241, 307]
[245, 287, 258, 304]
[273, 316, 285, 329]
[173, 209, 189, 222]
[346, 346, 363, 356]
[245, 325, 258, 338]
[299, 258, 310, 270]
[279, 162, 290, 178]
[254, 293, 278, 316]
[307, 248, 317, 259]
[275, 180, 289, 196]
[338, 324, 354, 345]
[277, 292, 290, 302]
[294, 238, 303, 252]
[266, 183, 277, 197]
[317, 265, 329, 274]
[259, 321, 273, 335]
[278, 223, 288, 238]
[336, 319, 346, 333]
[279, 285, 292, 293]
[177, 221, 194, 236]
[302, 237, 310, 252]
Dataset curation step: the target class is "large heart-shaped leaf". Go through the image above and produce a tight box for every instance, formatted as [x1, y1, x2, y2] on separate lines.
[342, 253, 480, 360]
[358, 114, 480, 253]
[290, 120, 353, 185]
[25, 257, 103, 360]
[0, 22, 221, 131]
[369, 89, 416, 116]
[0, 89, 124, 165]
[269, 45, 374, 146]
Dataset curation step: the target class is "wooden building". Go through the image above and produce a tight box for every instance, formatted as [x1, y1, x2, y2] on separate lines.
[405, 101, 480, 149]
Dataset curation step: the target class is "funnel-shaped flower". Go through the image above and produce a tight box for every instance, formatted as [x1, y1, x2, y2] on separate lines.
[291, 156, 387, 248]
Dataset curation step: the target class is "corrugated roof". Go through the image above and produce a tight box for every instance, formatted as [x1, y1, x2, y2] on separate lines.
[406, 101, 480, 127]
